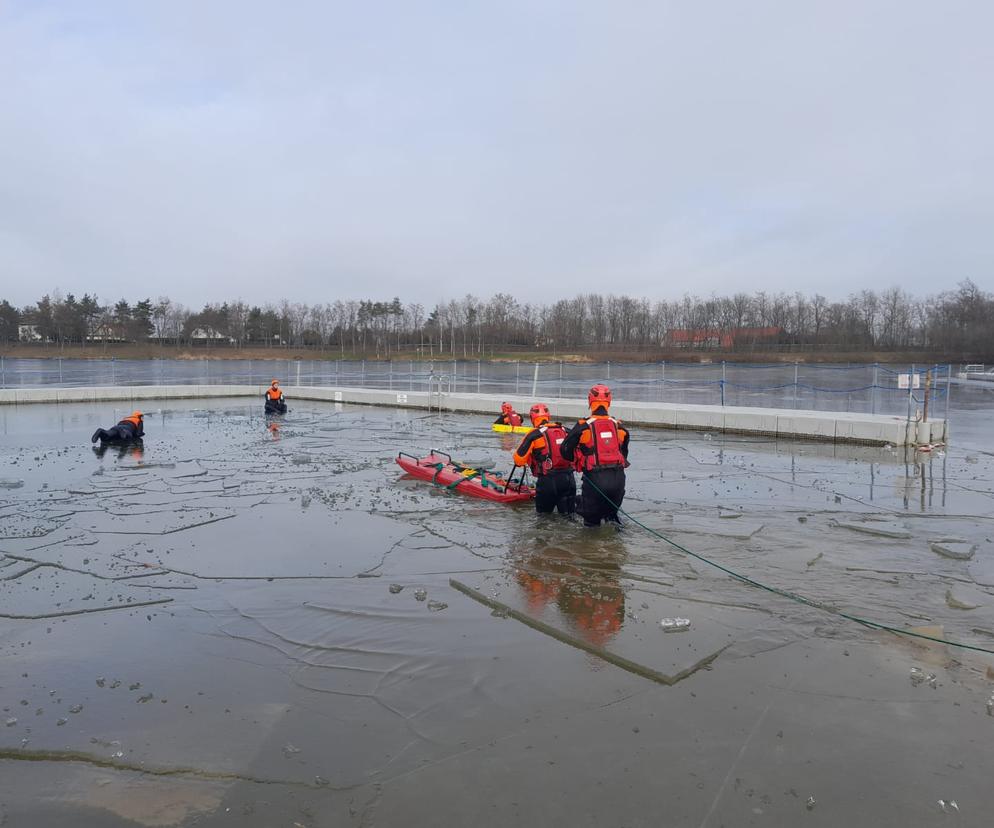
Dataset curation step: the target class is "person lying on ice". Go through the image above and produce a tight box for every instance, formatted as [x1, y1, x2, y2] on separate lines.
[264, 379, 288, 414]
[493, 401, 522, 426]
[560, 384, 630, 527]
[91, 411, 144, 444]
[512, 403, 576, 515]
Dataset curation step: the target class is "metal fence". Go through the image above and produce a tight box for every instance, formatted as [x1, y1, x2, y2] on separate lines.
[0, 357, 952, 419]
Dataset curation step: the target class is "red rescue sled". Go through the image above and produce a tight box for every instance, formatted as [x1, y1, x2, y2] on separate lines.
[396, 450, 535, 504]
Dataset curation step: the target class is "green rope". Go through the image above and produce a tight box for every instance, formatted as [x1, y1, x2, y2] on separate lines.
[582, 474, 994, 656]
[430, 462, 447, 487]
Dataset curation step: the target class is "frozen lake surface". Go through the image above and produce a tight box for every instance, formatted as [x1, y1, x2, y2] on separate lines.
[0, 356, 967, 417]
[1, 397, 993, 826]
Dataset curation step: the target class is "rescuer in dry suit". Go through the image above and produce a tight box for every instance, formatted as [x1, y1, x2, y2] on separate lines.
[512, 403, 576, 515]
[560, 384, 630, 527]
[264, 379, 288, 414]
[493, 401, 523, 427]
[91, 411, 145, 444]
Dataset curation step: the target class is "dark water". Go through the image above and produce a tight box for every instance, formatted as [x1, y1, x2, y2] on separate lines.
[1, 398, 993, 826]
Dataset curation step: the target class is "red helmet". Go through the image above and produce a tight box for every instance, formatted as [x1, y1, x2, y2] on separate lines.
[529, 403, 550, 426]
[588, 384, 612, 409]
[500, 401, 514, 415]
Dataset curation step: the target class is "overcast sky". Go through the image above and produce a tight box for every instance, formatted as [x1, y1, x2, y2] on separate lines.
[1, 0, 991, 309]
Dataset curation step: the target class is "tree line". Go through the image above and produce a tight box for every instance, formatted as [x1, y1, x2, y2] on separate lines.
[1, 281, 992, 358]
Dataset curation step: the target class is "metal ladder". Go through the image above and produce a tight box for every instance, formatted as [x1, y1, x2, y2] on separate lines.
[427, 373, 451, 413]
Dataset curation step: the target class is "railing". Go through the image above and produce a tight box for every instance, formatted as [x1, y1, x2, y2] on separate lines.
[427, 373, 451, 413]
[0, 357, 953, 419]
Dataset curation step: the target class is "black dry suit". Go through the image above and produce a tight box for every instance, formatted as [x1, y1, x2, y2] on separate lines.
[91, 416, 144, 444]
[265, 387, 287, 414]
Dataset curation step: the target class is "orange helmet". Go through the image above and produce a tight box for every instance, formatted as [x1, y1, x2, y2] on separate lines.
[131, 411, 143, 419]
[271, 379, 280, 387]
[500, 401, 514, 415]
[529, 403, 550, 426]
[588, 384, 612, 409]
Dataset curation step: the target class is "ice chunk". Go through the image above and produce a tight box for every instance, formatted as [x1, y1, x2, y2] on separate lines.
[834, 520, 911, 539]
[930, 540, 976, 561]
[659, 618, 691, 633]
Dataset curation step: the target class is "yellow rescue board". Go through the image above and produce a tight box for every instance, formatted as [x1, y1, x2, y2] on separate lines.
[492, 423, 531, 435]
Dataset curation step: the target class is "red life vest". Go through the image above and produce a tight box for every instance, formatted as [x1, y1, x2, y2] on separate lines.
[508, 412, 522, 426]
[576, 416, 625, 472]
[266, 387, 283, 401]
[119, 415, 142, 430]
[532, 424, 571, 475]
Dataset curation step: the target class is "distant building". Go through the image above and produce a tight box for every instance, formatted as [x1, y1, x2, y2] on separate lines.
[665, 326, 785, 349]
[18, 323, 44, 342]
[189, 328, 236, 344]
[86, 321, 129, 343]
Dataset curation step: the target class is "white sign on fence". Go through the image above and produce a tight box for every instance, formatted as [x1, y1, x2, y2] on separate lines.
[897, 373, 921, 390]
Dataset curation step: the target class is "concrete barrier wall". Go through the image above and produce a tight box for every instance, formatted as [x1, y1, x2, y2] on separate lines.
[0, 384, 947, 446]
[0, 385, 260, 406]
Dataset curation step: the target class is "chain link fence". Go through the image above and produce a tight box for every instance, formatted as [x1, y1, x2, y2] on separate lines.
[0, 356, 951, 418]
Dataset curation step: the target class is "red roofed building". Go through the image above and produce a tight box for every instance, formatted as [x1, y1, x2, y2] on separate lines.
[665, 326, 785, 349]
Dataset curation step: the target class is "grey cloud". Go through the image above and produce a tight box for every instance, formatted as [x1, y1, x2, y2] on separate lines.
[1, 0, 991, 307]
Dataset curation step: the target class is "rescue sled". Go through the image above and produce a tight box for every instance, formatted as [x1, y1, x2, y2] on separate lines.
[396, 450, 535, 503]
[492, 423, 531, 435]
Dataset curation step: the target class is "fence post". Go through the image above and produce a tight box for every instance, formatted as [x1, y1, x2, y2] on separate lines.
[112, 357, 116, 385]
[871, 363, 878, 415]
[720, 361, 726, 407]
[361, 359, 365, 387]
[453, 360, 457, 393]
[410, 360, 414, 391]
[607, 361, 611, 380]
[559, 360, 563, 399]
[532, 363, 539, 397]
[792, 361, 798, 409]
[477, 359, 481, 394]
[389, 359, 393, 390]
[923, 369, 931, 422]
[944, 363, 952, 428]
[59, 357, 63, 385]
[906, 363, 915, 442]
[660, 360, 665, 402]
[515, 360, 520, 394]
